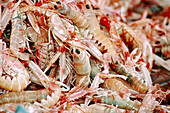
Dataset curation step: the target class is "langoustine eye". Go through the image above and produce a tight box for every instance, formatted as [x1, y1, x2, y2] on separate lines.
[75, 49, 80, 54]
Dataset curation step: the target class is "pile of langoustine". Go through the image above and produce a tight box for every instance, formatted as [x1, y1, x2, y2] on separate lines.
[1, 0, 170, 112]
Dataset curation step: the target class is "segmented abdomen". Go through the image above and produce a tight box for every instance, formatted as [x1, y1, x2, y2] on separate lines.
[55, 2, 89, 29]
[102, 78, 130, 97]
[0, 90, 48, 105]
[0, 52, 29, 91]
[117, 22, 142, 52]
[127, 75, 149, 94]
[99, 96, 138, 111]
[36, 45, 54, 70]
[86, 11, 117, 62]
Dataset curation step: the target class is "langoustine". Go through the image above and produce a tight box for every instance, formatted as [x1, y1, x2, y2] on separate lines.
[101, 78, 130, 98]
[92, 90, 140, 111]
[71, 46, 91, 87]
[10, 7, 30, 61]
[54, 1, 119, 63]
[0, 89, 48, 105]
[0, 87, 62, 108]
[0, 40, 29, 91]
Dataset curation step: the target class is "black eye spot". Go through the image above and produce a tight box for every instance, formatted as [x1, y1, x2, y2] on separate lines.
[56, 1, 61, 4]
[166, 22, 169, 25]
[146, 90, 148, 93]
[1, 6, 4, 12]
[75, 49, 80, 54]
[101, 67, 104, 71]
[147, 15, 152, 18]
[70, 55, 73, 61]
[155, 41, 160, 44]
[86, 4, 90, 9]
[143, 80, 146, 83]
[54, 5, 57, 9]
[45, 17, 48, 20]
[89, 101, 95, 105]
[71, 49, 73, 54]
